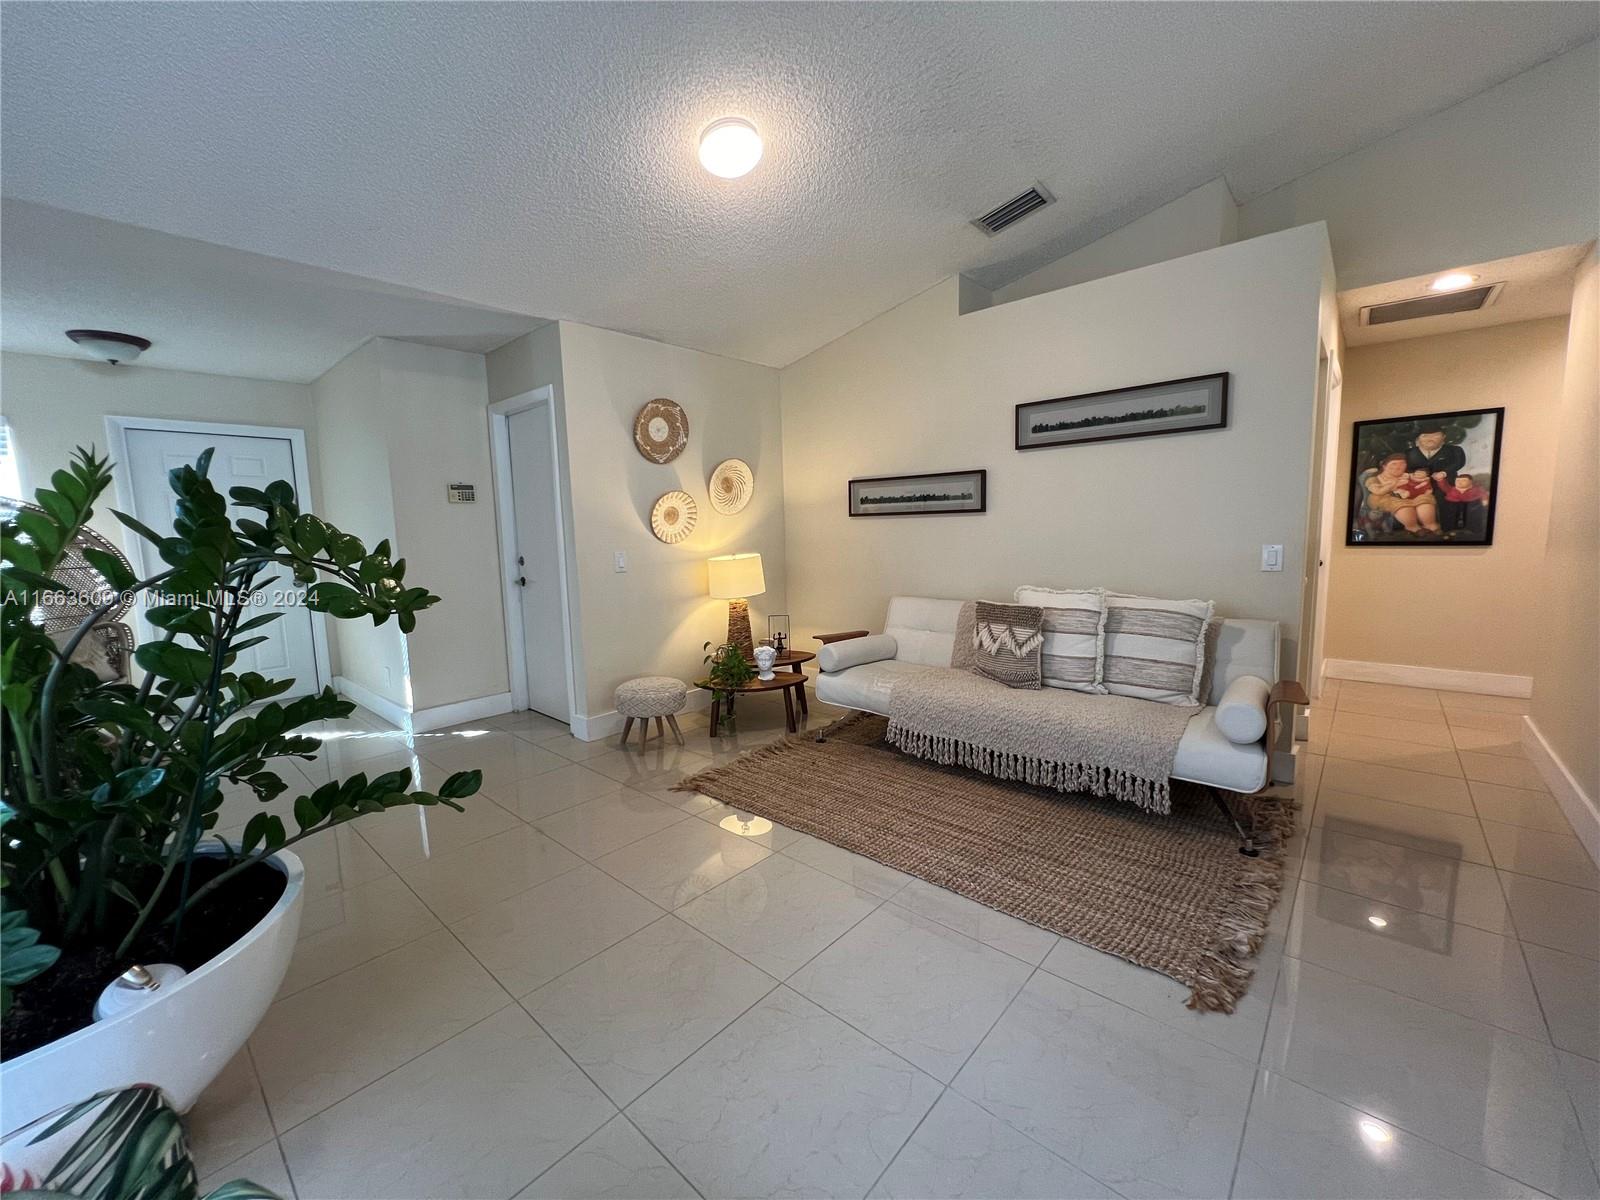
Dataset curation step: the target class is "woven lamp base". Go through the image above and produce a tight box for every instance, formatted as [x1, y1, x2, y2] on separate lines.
[726, 598, 755, 659]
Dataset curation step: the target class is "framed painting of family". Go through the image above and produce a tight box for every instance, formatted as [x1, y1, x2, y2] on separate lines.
[1345, 407, 1504, 546]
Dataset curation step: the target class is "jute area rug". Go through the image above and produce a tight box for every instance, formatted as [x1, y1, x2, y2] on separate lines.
[677, 713, 1295, 1012]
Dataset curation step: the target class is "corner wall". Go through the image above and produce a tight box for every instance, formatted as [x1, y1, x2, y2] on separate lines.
[778, 223, 1331, 664]
[1322, 319, 1570, 685]
[1527, 251, 1599, 847]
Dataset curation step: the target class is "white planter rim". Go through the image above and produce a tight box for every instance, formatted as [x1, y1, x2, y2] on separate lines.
[4, 847, 305, 1071]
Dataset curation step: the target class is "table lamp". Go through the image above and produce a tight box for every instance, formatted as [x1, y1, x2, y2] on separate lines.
[707, 552, 765, 659]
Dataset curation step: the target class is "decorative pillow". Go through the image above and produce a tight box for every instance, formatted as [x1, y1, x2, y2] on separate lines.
[950, 601, 977, 671]
[1013, 586, 1107, 694]
[970, 601, 1044, 690]
[1102, 592, 1216, 706]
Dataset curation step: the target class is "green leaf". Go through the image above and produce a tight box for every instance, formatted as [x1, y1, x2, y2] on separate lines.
[113, 509, 166, 545]
[82, 547, 136, 592]
[135, 642, 214, 686]
[437, 769, 482, 799]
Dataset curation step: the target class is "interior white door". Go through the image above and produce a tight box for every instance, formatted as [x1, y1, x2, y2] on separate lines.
[122, 427, 322, 698]
[507, 405, 571, 722]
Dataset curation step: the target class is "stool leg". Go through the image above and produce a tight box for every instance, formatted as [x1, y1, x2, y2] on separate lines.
[618, 717, 634, 750]
[666, 714, 684, 745]
[654, 716, 665, 744]
[638, 718, 651, 750]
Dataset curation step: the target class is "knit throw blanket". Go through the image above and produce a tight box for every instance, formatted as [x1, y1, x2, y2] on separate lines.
[886, 668, 1194, 814]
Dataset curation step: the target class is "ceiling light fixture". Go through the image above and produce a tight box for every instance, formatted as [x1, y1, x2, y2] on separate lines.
[1358, 1119, 1394, 1147]
[1429, 272, 1478, 293]
[698, 117, 763, 179]
[65, 329, 151, 365]
[1367, 915, 1388, 929]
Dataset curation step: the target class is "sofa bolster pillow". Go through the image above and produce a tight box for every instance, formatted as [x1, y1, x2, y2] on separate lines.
[1215, 675, 1272, 744]
[819, 634, 898, 673]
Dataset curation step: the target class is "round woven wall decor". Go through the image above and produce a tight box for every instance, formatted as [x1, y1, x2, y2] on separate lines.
[650, 490, 698, 543]
[633, 398, 689, 464]
[707, 459, 754, 515]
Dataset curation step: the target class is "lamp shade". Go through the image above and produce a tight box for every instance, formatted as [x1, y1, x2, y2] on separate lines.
[707, 552, 765, 599]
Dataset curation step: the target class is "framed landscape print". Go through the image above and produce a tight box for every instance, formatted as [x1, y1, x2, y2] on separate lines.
[1345, 407, 1504, 546]
[848, 469, 986, 516]
[1015, 372, 1228, 450]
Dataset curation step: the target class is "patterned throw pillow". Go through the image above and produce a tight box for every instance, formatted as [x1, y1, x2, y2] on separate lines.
[1102, 592, 1216, 706]
[970, 601, 1044, 689]
[1013, 586, 1107, 694]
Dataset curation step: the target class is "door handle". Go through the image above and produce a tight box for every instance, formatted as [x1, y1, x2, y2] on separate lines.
[516, 576, 527, 587]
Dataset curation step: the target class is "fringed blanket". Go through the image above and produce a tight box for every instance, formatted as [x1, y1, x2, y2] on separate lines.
[886, 669, 1193, 813]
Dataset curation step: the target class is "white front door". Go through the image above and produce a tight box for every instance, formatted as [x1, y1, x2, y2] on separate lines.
[507, 404, 570, 721]
[121, 426, 323, 699]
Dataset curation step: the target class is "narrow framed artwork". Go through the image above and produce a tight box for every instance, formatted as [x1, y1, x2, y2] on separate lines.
[847, 469, 987, 516]
[1015, 372, 1228, 450]
[1345, 407, 1504, 546]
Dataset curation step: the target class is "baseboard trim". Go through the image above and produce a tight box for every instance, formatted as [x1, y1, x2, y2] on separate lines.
[1522, 715, 1600, 867]
[334, 677, 514, 734]
[1323, 659, 1532, 697]
[571, 687, 714, 742]
[333, 675, 412, 729]
[411, 692, 514, 734]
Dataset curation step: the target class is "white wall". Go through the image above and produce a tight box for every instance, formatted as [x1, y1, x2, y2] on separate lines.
[550, 323, 787, 719]
[779, 223, 1332, 669]
[1323, 318, 1569, 682]
[374, 339, 507, 710]
[993, 179, 1238, 306]
[1, 351, 317, 556]
[1529, 252, 1599, 820]
[1240, 40, 1600, 291]
[312, 338, 507, 715]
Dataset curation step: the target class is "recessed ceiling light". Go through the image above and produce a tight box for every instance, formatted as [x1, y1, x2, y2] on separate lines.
[1358, 1119, 1394, 1146]
[65, 329, 151, 365]
[699, 117, 762, 179]
[1367, 914, 1388, 929]
[1429, 272, 1478, 292]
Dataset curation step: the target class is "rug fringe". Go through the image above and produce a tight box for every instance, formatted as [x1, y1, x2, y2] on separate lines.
[885, 722, 1172, 814]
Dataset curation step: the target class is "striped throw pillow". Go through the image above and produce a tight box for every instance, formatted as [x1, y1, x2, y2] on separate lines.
[1013, 586, 1107, 694]
[970, 601, 1044, 689]
[1102, 593, 1216, 706]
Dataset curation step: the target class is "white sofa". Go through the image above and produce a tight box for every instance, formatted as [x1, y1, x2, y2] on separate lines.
[814, 596, 1297, 797]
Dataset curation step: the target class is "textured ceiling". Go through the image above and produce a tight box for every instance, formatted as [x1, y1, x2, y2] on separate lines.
[1338, 242, 1591, 347]
[2, 3, 1595, 367]
[1, 201, 541, 382]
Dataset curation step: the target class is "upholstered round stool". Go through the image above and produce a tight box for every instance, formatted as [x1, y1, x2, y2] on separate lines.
[614, 676, 687, 750]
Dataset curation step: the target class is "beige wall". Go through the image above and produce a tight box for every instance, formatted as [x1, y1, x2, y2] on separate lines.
[1530, 253, 1599, 805]
[1323, 318, 1569, 679]
[374, 339, 508, 710]
[993, 179, 1238, 306]
[779, 223, 1331, 665]
[0, 351, 317, 556]
[311, 338, 508, 713]
[310, 341, 400, 698]
[1240, 41, 1599, 291]
[554, 322, 787, 717]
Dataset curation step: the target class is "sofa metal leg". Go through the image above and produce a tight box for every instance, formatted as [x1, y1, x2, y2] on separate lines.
[1211, 789, 1259, 857]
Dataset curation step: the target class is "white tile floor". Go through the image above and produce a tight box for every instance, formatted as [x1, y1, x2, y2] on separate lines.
[188, 680, 1600, 1199]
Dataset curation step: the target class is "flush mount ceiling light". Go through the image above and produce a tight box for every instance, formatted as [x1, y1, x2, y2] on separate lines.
[65, 329, 151, 365]
[1429, 271, 1478, 292]
[698, 117, 762, 179]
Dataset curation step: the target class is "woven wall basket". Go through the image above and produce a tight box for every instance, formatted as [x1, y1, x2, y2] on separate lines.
[708, 458, 754, 515]
[650, 490, 698, 543]
[633, 398, 689, 464]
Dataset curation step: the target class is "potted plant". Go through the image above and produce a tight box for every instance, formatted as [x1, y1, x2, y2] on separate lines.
[0, 448, 481, 1131]
[701, 641, 755, 734]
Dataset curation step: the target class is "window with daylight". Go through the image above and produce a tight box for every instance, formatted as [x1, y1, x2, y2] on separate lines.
[0, 417, 21, 499]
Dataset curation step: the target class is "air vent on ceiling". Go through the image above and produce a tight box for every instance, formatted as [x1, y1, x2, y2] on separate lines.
[972, 184, 1054, 235]
[1360, 283, 1504, 327]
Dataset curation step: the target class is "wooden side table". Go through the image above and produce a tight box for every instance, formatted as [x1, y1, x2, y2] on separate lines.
[769, 649, 815, 715]
[698, 672, 809, 735]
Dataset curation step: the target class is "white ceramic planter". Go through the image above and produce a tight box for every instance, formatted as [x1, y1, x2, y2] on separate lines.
[0, 849, 304, 1133]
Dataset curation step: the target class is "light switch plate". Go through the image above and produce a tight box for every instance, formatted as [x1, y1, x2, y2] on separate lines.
[613, 551, 628, 573]
[1260, 544, 1283, 572]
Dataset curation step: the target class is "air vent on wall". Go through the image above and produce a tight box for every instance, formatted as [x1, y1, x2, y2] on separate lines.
[972, 184, 1054, 235]
[1360, 283, 1504, 326]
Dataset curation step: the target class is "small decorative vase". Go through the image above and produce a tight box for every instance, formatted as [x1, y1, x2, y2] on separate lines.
[753, 644, 777, 681]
